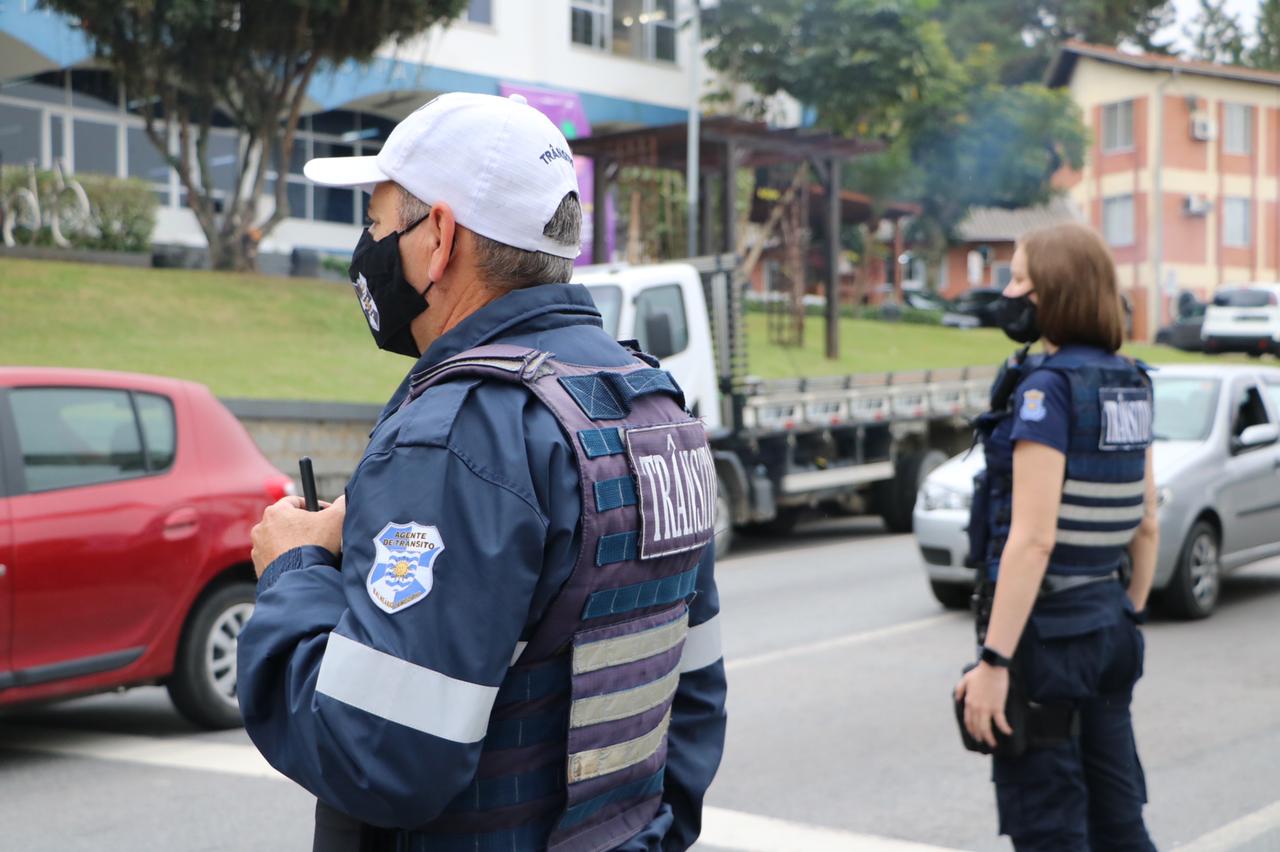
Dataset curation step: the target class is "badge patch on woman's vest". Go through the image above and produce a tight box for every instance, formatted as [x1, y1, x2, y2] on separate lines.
[625, 422, 717, 559]
[366, 522, 445, 613]
[1020, 389, 1047, 422]
[1099, 387, 1154, 451]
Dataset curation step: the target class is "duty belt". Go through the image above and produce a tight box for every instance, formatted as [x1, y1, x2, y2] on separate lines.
[1040, 570, 1120, 597]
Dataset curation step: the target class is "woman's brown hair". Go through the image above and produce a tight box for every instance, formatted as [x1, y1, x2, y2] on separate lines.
[1020, 222, 1125, 353]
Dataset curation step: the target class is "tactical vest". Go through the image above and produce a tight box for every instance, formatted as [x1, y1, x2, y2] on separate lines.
[981, 348, 1152, 580]
[397, 343, 714, 852]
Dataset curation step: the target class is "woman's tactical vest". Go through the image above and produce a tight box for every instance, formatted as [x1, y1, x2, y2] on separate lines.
[973, 348, 1152, 581]
[398, 343, 714, 852]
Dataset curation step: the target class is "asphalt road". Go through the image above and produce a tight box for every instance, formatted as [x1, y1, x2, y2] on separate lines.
[2, 516, 1279, 851]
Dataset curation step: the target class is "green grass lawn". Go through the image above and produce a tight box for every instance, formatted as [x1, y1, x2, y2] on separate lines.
[743, 313, 1253, 378]
[0, 257, 1253, 402]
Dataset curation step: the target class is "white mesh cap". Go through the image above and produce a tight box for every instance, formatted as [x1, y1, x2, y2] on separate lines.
[303, 92, 581, 259]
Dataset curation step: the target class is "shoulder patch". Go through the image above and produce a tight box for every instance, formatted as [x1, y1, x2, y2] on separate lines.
[367, 522, 445, 614]
[1019, 388, 1048, 422]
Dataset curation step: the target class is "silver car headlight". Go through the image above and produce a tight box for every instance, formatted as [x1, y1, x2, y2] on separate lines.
[920, 481, 972, 512]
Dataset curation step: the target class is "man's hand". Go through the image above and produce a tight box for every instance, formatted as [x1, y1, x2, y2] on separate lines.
[251, 495, 346, 578]
[954, 662, 1013, 749]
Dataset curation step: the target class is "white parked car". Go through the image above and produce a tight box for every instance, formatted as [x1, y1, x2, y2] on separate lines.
[914, 365, 1280, 619]
[1202, 284, 1280, 356]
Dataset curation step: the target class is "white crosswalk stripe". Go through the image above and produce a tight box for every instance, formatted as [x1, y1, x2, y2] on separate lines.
[0, 723, 964, 850]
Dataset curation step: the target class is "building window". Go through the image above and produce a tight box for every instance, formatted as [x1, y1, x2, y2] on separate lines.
[1224, 103, 1253, 155]
[1103, 195, 1135, 247]
[73, 118, 119, 176]
[1101, 100, 1134, 153]
[572, 0, 609, 50]
[466, 0, 492, 24]
[0, 102, 42, 165]
[573, 0, 677, 61]
[1223, 197, 1251, 247]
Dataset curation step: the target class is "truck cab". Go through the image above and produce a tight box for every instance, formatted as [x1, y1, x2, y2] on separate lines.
[573, 261, 722, 431]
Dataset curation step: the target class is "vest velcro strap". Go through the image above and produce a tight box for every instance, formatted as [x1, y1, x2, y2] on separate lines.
[558, 767, 666, 831]
[582, 567, 699, 619]
[574, 611, 689, 675]
[494, 657, 571, 708]
[570, 665, 682, 729]
[596, 531, 638, 566]
[561, 370, 685, 422]
[578, 427, 625, 458]
[594, 476, 638, 512]
[567, 709, 672, 784]
[445, 762, 564, 813]
[485, 706, 569, 750]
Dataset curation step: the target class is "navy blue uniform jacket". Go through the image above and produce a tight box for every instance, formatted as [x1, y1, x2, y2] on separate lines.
[237, 283, 727, 850]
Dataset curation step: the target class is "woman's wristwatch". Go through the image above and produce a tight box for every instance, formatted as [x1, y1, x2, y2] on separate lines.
[979, 645, 1014, 669]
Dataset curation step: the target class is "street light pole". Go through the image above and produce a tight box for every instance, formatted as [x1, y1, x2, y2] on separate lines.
[686, 0, 702, 258]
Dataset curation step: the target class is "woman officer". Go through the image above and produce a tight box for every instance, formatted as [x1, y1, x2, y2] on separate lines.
[955, 222, 1159, 850]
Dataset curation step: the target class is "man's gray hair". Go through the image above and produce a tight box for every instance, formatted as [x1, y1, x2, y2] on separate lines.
[395, 185, 581, 290]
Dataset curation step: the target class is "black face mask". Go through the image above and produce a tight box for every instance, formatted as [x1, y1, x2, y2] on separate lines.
[993, 295, 1041, 344]
[347, 216, 430, 359]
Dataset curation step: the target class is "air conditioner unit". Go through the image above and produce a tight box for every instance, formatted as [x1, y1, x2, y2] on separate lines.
[1191, 115, 1216, 142]
[1184, 194, 1212, 216]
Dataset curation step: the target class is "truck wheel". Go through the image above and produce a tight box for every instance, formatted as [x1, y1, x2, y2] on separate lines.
[168, 582, 255, 729]
[1165, 520, 1221, 620]
[878, 449, 948, 534]
[930, 581, 972, 611]
[714, 474, 734, 560]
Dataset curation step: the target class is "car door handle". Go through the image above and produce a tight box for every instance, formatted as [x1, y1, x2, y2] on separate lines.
[162, 507, 201, 541]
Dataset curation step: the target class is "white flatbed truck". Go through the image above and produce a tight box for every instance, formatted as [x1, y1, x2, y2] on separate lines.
[573, 255, 997, 555]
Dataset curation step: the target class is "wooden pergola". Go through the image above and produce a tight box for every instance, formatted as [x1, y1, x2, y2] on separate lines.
[569, 117, 888, 359]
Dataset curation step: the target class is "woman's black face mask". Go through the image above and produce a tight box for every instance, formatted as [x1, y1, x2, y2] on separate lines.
[994, 295, 1041, 345]
[347, 215, 429, 359]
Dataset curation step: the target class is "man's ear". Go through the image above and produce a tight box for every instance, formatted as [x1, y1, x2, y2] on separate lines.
[426, 202, 457, 285]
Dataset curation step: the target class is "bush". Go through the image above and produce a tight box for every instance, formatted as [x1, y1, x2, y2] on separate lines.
[1, 167, 157, 253]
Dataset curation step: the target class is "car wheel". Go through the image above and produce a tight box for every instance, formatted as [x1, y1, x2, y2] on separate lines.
[714, 474, 734, 560]
[1166, 520, 1221, 620]
[930, 581, 971, 611]
[168, 582, 255, 729]
[878, 449, 948, 534]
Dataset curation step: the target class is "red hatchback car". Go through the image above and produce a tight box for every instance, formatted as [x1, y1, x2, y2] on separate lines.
[0, 367, 293, 728]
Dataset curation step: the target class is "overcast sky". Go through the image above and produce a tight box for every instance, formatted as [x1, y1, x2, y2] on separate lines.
[1164, 0, 1260, 49]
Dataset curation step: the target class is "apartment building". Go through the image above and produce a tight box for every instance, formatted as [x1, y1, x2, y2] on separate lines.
[0, 0, 702, 261]
[1049, 42, 1280, 339]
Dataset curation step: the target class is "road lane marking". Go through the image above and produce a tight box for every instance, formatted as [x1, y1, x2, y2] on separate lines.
[0, 725, 281, 780]
[0, 725, 964, 850]
[1176, 800, 1280, 851]
[726, 613, 962, 672]
[701, 806, 962, 851]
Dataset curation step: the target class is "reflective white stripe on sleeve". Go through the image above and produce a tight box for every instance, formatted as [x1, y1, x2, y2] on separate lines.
[510, 641, 528, 667]
[316, 632, 499, 744]
[680, 614, 723, 673]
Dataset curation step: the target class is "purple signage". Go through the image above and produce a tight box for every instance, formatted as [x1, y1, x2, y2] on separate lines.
[625, 423, 716, 559]
[500, 81, 615, 265]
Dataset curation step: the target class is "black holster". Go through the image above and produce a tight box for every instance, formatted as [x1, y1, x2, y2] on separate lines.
[953, 661, 1080, 759]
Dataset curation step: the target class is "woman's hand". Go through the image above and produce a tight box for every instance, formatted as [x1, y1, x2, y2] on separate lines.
[955, 662, 1014, 749]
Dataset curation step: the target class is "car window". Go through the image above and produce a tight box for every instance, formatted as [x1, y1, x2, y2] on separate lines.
[633, 284, 689, 357]
[1153, 377, 1219, 441]
[11, 387, 146, 492]
[584, 284, 622, 338]
[1214, 288, 1277, 308]
[1231, 381, 1270, 438]
[1260, 378, 1280, 423]
[136, 392, 177, 472]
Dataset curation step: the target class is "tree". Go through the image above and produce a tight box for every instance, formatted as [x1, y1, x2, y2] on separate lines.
[936, 0, 1175, 84]
[705, 1, 1087, 276]
[1183, 0, 1246, 65]
[1249, 0, 1280, 70]
[40, 0, 469, 270]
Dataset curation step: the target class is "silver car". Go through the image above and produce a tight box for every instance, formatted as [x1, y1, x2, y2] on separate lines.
[913, 365, 1280, 619]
